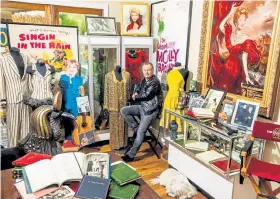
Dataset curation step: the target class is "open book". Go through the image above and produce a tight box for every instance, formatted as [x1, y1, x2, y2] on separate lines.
[23, 152, 110, 193]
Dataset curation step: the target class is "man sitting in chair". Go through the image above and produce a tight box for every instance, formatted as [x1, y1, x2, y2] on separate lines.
[120, 62, 163, 162]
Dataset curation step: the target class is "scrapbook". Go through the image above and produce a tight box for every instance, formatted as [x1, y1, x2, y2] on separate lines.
[111, 162, 141, 186]
[22, 152, 110, 193]
[109, 181, 139, 199]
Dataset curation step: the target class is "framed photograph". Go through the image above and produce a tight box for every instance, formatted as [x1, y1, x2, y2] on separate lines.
[86, 16, 117, 36]
[231, 100, 260, 130]
[197, 1, 280, 118]
[222, 103, 235, 121]
[201, 88, 226, 111]
[188, 96, 204, 111]
[120, 2, 150, 36]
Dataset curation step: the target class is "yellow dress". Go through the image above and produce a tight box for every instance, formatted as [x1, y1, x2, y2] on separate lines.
[159, 69, 184, 132]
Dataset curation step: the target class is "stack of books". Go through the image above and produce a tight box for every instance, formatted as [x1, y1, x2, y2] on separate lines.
[75, 161, 141, 199]
[13, 152, 141, 199]
[192, 108, 215, 119]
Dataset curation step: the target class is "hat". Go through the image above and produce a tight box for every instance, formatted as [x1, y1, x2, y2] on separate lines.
[175, 62, 182, 67]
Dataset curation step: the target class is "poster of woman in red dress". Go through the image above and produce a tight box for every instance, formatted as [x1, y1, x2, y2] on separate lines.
[208, 1, 276, 98]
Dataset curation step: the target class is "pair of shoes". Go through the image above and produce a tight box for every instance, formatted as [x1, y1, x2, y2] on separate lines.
[121, 154, 135, 162]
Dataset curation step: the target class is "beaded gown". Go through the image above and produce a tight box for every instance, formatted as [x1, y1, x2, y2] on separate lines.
[104, 71, 130, 150]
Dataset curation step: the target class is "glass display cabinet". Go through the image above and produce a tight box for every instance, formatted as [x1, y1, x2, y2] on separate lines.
[87, 36, 121, 138]
[161, 108, 264, 199]
[121, 37, 153, 91]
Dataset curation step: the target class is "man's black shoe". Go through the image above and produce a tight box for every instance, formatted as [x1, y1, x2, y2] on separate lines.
[116, 145, 131, 155]
[121, 154, 135, 162]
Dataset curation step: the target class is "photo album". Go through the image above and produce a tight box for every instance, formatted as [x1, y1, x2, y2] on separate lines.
[22, 152, 111, 193]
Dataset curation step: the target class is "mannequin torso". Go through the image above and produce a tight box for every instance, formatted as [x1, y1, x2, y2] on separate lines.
[10, 47, 24, 78]
[114, 65, 123, 82]
[26, 61, 55, 76]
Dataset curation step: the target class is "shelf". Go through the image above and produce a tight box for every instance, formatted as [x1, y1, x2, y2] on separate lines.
[164, 136, 240, 180]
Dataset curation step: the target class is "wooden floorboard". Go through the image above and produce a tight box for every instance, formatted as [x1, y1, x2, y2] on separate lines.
[98, 142, 207, 199]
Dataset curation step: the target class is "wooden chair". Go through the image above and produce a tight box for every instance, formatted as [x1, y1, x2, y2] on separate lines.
[240, 121, 280, 199]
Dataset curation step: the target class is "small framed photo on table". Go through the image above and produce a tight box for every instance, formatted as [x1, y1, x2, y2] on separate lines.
[201, 88, 226, 111]
[231, 100, 260, 131]
[86, 16, 118, 36]
[120, 2, 150, 36]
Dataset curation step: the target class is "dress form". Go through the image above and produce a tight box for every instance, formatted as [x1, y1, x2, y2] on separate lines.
[114, 65, 123, 81]
[168, 62, 189, 90]
[26, 59, 55, 76]
[10, 47, 24, 78]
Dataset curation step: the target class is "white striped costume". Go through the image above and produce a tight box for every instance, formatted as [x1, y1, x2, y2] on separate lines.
[29, 64, 53, 100]
[0, 53, 31, 147]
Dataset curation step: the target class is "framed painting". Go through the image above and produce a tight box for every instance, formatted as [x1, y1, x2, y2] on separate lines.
[120, 2, 150, 36]
[86, 16, 117, 36]
[197, 1, 280, 119]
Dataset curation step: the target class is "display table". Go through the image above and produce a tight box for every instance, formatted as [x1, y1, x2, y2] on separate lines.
[161, 108, 264, 199]
[1, 151, 161, 199]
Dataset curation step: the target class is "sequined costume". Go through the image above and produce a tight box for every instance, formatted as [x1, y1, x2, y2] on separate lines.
[104, 71, 130, 150]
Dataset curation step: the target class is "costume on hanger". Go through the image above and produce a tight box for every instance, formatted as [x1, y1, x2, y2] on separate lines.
[125, 49, 147, 87]
[0, 48, 31, 147]
[59, 74, 83, 117]
[159, 68, 185, 132]
[28, 62, 54, 100]
[104, 70, 130, 150]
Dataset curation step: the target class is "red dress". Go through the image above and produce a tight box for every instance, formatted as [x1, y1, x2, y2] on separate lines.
[210, 25, 260, 94]
[125, 50, 148, 86]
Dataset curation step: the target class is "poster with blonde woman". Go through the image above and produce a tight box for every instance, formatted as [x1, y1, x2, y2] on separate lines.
[120, 2, 150, 36]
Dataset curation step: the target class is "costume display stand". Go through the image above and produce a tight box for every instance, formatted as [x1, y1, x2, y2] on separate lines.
[121, 37, 153, 91]
[0, 47, 31, 147]
[26, 59, 55, 100]
[104, 66, 130, 150]
[86, 36, 121, 141]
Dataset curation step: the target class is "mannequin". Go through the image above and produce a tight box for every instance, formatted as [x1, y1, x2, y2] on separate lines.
[160, 62, 189, 132]
[115, 65, 123, 81]
[125, 48, 148, 89]
[0, 47, 31, 147]
[104, 69, 131, 150]
[10, 47, 25, 78]
[26, 58, 55, 100]
[128, 49, 138, 58]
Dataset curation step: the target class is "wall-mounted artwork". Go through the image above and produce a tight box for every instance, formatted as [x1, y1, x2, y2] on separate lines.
[7, 23, 78, 75]
[86, 16, 117, 36]
[197, 1, 280, 118]
[151, 0, 192, 89]
[120, 2, 150, 36]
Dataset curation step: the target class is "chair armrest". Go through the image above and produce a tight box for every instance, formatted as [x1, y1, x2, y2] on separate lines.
[239, 137, 255, 184]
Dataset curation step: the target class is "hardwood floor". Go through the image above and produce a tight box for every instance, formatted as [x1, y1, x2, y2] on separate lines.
[97, 142, 207, 199]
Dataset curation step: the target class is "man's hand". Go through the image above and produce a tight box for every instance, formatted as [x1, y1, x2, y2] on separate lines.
[132, 93, 138, 100]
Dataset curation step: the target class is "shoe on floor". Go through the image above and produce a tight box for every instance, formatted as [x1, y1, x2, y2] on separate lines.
[116, 145, 131, 155]
[121, 154, 135, 162]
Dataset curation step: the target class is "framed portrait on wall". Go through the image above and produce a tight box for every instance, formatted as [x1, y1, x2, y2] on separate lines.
[197, 1, 280, 119]
[151, 0, 193, 89]
[120, 2, 150, 36]
[86, 16, 117, 36]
